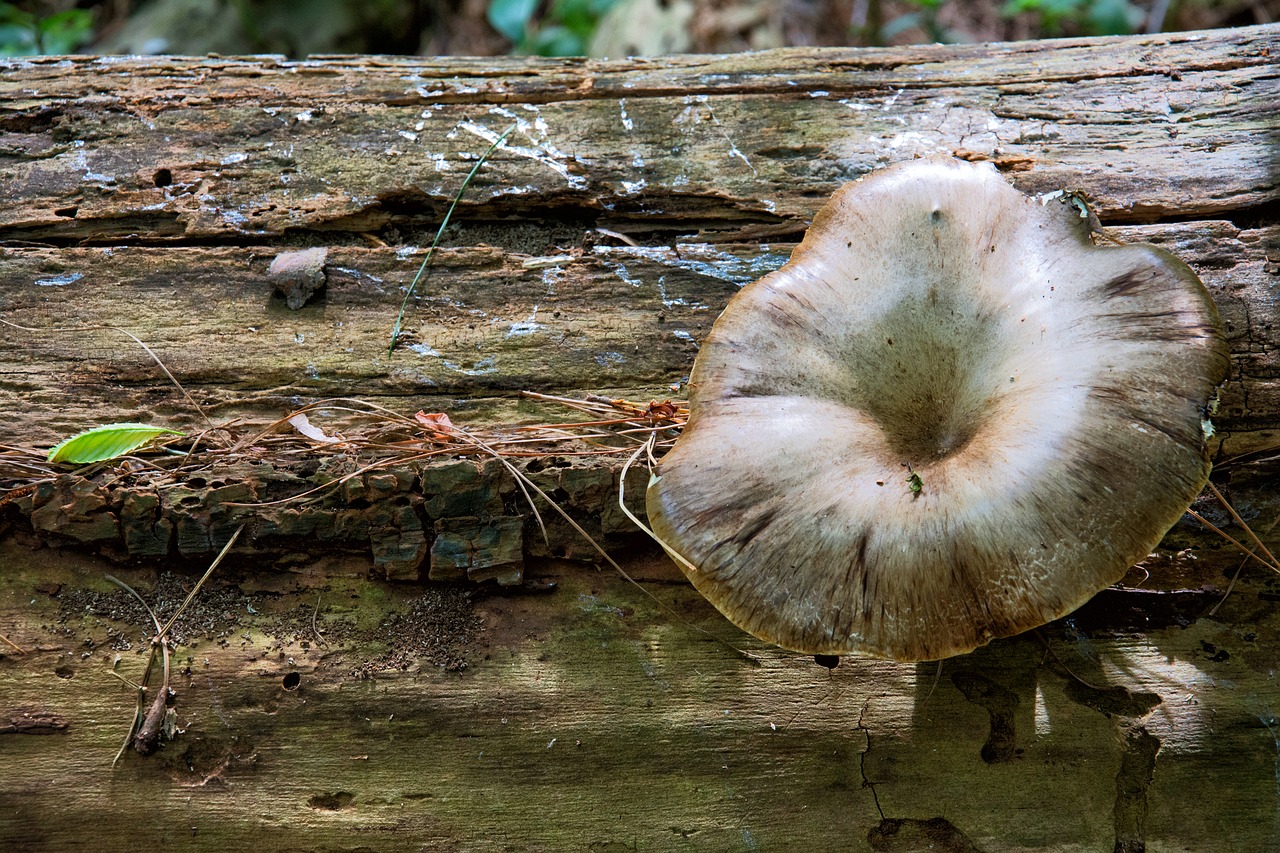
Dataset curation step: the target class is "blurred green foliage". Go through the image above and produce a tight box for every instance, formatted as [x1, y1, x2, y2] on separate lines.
[1002, 0, 1145, 35]
[881, 0, 1146, 44]
[487, 0, 622, 55]
[0, 0, 1263, 58]
[0, 2, 93, 54]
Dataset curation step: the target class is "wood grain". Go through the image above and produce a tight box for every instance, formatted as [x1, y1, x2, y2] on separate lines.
[2, 536, 1279, 852]
[1, 24, 1277, 450]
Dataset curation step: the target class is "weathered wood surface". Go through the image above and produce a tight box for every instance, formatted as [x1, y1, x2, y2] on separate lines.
[0, 25, 1277, 450]
[3, 530, 1280, 853]
[2, 24, 1280, 853]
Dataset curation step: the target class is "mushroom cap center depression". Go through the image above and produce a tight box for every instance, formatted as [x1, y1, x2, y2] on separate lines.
[836, 282, 1004, 464]
[695, 195, 1087, 490]
[646, 156, 1228, 661]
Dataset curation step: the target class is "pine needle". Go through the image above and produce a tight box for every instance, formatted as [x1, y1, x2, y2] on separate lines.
[0, 319, 211, 427]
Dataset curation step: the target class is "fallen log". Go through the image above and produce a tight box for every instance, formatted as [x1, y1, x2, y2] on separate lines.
[1, 24, 1279, 853]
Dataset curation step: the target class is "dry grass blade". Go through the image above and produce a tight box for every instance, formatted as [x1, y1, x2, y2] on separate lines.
[0, 319, 210, 428]
[389, 123, 517, 357]
[161, 525, 245, 636]
[437, 423, 756, 663]
[1186, 508, 1279, 575]
[223, 450, 447, 508]
[206, 394, 684, 509]
[1184, 477, 1280, 617]
[1206, 480, 1280, 570]
[4, 391, 688, 502]
[105, 574, 164, 635]
[1210, 508, 1280, 616]
[618, 437, 701, 578]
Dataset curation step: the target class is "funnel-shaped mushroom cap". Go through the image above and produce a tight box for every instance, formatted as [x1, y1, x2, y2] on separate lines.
[646, 156, 1229, 662]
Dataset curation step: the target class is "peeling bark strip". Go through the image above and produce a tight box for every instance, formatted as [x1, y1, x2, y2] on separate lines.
[15, 454, 647, 576]
[0, 709, 69, 734]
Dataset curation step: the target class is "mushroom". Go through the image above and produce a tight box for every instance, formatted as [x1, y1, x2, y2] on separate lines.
[645, 156, 1229, 662]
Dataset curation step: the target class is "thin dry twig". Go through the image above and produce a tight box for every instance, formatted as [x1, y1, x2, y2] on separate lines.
[1186, 508, 1280, 577]
[311, 593, 327, 648]
[1210, 508, 1280, 616]
[1206, 480, 1280, 570]
[0, 632, 27, 654]
[109, 524, 245, 765]
[196, 394, 686, 510]
[437, 421, 756, 664]
[5, 389, 687, 499]
[1035, 631, 1111, 692]
[0, 319, 211, 427]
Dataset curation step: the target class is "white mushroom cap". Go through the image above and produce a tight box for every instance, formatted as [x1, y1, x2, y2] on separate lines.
[646, 156, 1229, 662]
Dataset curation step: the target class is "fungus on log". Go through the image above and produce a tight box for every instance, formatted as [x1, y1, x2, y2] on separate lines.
[647, 157, 1230, 661]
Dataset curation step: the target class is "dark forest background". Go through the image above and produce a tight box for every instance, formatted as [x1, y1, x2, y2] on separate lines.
[1, 0, 1275, 59]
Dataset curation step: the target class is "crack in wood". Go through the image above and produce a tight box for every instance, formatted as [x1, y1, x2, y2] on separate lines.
[1114, 727, 1161, 853]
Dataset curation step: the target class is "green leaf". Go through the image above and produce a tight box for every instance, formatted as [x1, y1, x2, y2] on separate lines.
[0, 4, 36, 28]
[47, 423, 185, 464]
[551, 0, 596, 36]
[487, 0, 539, 43]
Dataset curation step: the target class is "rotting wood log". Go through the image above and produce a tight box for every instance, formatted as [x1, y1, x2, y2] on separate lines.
[1, 25, 1280, 853]
[0, 26, 1276, 450]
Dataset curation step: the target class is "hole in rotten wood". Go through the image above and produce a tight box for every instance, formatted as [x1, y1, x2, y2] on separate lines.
[153, 168, 172, 188]
[308, 791, 353, 811]
[0, 107, 61, 133]
[282, 671, 301, 690]
[54, 207, 77, 218]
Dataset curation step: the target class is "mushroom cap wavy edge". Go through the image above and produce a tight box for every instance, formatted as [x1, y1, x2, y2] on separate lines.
[645, 156, 1230, 662]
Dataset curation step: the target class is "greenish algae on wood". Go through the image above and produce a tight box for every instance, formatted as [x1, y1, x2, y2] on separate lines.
[2, 537, 1279, 852]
